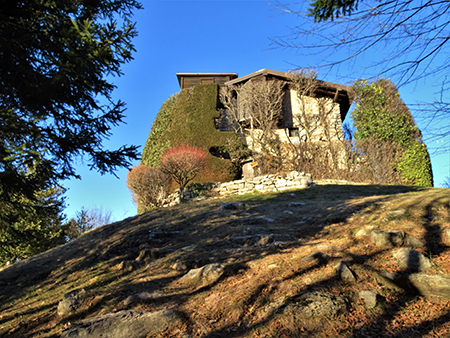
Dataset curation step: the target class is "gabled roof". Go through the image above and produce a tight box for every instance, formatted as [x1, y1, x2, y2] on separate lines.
[223, 69, 287, 86]
[224, 68, 353, 119]
[224, 68, 350, 92]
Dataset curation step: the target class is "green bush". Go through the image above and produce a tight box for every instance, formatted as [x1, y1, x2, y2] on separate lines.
[141, 95, 176, 167]
[351, 79, 433, 187]
[397, 141, 433, 187]
[141, 84, 245, 187]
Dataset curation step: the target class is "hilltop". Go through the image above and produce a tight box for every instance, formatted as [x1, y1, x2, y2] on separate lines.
[1, 184, 449, 337]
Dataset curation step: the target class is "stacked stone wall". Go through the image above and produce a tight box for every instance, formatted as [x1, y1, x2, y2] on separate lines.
[217, 171, 313, 195]
[162, 171, 314, 207]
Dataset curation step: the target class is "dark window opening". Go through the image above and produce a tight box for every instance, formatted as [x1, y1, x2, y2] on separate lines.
[209, 146, 231, 160]
[288, 128, 299, 137]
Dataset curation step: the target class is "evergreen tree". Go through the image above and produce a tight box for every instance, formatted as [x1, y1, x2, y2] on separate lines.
[0, 0, 141, 263]
[0, 175, 66, 264]
[351, 79, 433, 186]
[308, 0, 359, 22]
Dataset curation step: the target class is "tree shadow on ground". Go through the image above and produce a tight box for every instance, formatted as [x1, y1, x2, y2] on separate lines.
[1, 184, 447, 338]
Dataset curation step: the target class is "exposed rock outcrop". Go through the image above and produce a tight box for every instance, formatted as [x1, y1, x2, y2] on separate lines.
[370, 230, 405, 247]
[284, 291, 347, 318]
[392, 248, 433, 272]
[61, 309, 181, 338]
[57, 288, 86, 316]
[375, 272, 450, 299]
[178, 263, 225, 286]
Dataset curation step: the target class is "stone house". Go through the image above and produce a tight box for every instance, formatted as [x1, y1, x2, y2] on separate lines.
[176, 69, 353, 178]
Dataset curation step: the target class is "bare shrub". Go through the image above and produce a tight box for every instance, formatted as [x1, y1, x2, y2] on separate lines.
[126, 165, 170, 211]
[220, 79, 286, 174]
[160, 145, 208, 193]
[64, 206, 113, 240]
[343, 138, 404, 184]
[286, 70, 346, 179]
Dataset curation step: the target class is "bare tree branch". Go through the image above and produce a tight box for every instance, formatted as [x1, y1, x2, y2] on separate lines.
[270, 0, 450, 146]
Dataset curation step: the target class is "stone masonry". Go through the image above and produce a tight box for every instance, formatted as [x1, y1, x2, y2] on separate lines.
[162, 171, 314, 207]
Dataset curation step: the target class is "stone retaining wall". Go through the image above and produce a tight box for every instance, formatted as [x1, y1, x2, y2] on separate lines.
[162, 171, 314, 207]
[217, 171, 313, 195]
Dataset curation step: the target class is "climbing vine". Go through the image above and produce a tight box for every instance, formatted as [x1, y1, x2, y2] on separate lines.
[351, 79, 433, 186]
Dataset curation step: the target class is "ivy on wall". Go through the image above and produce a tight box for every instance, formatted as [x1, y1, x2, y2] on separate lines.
[141, 95, 176, 167]
[351, 79, 433, 187]
[141, 84, 246, 186]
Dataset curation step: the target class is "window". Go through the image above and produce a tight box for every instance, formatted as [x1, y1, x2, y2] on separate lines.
[288, 128, 299, 137]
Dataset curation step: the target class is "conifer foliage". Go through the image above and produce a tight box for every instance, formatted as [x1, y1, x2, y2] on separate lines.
[0, 0, 141, 264]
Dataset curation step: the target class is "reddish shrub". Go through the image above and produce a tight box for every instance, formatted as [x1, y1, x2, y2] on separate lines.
[160, 145, 208, 192]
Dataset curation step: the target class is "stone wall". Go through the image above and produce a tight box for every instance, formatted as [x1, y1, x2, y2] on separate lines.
[217, 171, 313, 195]
[162, 171, 313, 207]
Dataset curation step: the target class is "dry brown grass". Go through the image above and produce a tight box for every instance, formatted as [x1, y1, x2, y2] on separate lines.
[0, 184, 449, 337]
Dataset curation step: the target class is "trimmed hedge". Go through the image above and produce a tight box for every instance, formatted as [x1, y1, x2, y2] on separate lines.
[141, 84, 244, 188]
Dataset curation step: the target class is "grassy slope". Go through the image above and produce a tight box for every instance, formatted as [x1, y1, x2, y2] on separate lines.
[1, 185, 450, 337]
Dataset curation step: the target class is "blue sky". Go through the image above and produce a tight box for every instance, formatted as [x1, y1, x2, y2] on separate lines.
[62, 0, 450, 222]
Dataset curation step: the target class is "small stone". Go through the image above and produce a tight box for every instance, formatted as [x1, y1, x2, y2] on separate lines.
[387, 209, 406, 216]
[336, 261, 356, 282]
[123, 292, 160, 306]
[316, 245, 340, 252]
[354, 229, 371, 238]
[302, 252, 328, 263]
[392, 248, 433, 272]
[257, 235, 273, 246]
[271, 241, 286, 248]
[259, 217, 274, 223]
[303, 277, 313, 285]
[288, 202, 306, 207]
[57, 288, 86, 316]
[136, 249, 161, 261]
[123, 295, 138, 307]
[359, 290, 378, 309]
[375, 272, 404, 291]
[370, 230, 405, 247]
[405, 236, 425, 248]
[171, 261, 188, 271]
[178, 263, 224, 286]
[218, 202, 246, 211]
[113, 260, 141, 272]
[443, 228, 450, 238]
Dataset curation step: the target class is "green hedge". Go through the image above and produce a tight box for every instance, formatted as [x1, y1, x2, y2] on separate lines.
[352, 79, 433, 187]
[141, 84, 244, 187]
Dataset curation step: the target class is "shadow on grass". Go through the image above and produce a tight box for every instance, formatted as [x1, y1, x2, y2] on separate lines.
[1, 184, 447, 337]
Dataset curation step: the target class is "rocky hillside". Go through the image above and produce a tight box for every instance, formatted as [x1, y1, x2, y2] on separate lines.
[1, 184, 450, 338]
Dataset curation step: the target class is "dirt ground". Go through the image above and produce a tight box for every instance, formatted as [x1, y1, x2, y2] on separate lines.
[0, 184, 449, 337]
